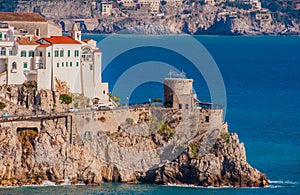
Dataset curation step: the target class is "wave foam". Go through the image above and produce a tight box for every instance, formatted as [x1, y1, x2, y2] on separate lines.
[269, 180, 299, 185]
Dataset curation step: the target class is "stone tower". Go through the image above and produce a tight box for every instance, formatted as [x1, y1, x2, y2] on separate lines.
[69, 23, 81, 41]
[164, 78, 194, 110]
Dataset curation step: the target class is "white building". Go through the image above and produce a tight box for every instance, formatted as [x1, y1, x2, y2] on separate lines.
[0, 14, 109, 105]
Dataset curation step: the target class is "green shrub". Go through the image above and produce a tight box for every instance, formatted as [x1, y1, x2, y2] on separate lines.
[59, 94, 72, 105]
[23, 80, 37, 89]
[158, 122, 175, 139]
[109, 94, 120, 104]
[0, 101, 6, 111]
[163, 101, 173, 108]
[189, 143, 200, 158]
[221, 132, 230, 144]
[125, 118, 134, 125]
[153, 98, 162, 103]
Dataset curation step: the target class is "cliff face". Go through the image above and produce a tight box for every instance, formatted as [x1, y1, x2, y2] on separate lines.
[0, 0, 298, 35]
[140, 133, 268, 187]
[0, 110, 268, 187]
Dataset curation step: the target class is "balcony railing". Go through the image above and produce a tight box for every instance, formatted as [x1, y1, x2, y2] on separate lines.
[24, 70, 37, 75]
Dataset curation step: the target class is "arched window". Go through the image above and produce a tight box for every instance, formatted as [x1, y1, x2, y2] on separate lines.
[0, 47, 6, 56]
[82, 47, 92, 61]
[11, 62, 17, 73]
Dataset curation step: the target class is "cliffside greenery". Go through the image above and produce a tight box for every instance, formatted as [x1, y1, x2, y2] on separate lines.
[59, 94, 72, 105]
[0, 101, 6, 111]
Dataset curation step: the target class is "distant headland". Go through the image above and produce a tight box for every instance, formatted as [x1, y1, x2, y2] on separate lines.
[0, 0, 299, 35]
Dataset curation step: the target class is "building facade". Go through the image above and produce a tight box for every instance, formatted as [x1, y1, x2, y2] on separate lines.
[0, 12, 109, 105]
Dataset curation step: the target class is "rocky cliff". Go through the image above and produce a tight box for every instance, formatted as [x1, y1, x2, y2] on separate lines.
[0, 0, 298, 35]
[0, 104, 268, 187]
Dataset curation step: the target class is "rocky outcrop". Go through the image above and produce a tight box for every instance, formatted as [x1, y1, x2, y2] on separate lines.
[139, 133, 268, 187]
[0, 112, 268, 187]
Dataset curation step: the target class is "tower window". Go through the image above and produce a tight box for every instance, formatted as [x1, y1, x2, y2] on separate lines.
[185, 104, 189, 109]
[205, 116, 210, 123]
[178, 104, 182, 109]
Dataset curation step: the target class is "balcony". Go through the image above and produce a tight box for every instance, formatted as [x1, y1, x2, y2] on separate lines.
[24, 70, 37, 75]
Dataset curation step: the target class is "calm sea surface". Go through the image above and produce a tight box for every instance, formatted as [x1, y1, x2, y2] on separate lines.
[1, 35, 299, 194]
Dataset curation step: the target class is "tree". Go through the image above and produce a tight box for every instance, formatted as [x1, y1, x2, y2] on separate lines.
[59, 94, 72, 105]
[153, 98, 162, 103]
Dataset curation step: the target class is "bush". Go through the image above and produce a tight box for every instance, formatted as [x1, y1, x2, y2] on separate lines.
[125, 118, 134, 125]
[0, 101, 6, 111]
[109, 94, 120, 105]
[189, 143, 200, 158]
[59, 94, 72, 105]
[153, 98, 162, 103]
[163, 101, 173, 108]
[23, 80, 37, 89]
[221, 132, 230, 144]
[158, 122, 175, 139]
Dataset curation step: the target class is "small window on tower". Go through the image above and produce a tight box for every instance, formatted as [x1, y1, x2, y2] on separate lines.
[205, 116, 210, 123]
[178, 104, 182, 109]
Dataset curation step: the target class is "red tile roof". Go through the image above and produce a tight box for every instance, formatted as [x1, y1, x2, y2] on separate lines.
[82, 39, 91, 43]
[16, 37, 39, 45]
[0, 12, 47, 22]
[94, 49, 101, 53]
[42, 36, 81, 44]
[38, 44, 51, 48]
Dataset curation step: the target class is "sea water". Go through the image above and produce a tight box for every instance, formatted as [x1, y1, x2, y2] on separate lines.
[0, 35, 299, 194]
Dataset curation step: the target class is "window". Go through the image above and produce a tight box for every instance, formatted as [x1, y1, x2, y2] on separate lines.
[0, 47, 6, 56]
[66, 62, 68, 67]
[23, 62, 28, 69]
[103, 90, 105, 94]
[205, 116, 210, 123]
[39, 51, 42, 57]
[74, 50, 79, 57]
[54, 50, 59, 57]
[0, 32, 2, 40]
[57, 63, 59, 68]
[35, 29, 40, 37]
[12, 62, 17, 70]
[70, 62, 72, 67]
[185, 104, 189, 110]
[82, 47, 92, 61]
[48, 52, 50, 57]
[68, 50, 70, 57]
[29, 51, 34, 57]
[178, 104, 182, 109]
[89, 64, 93, 71]
[60, 50, 64, 57]
[76, 62, 79, 67]
[62, 62, 64, 67]
[21, 50, 26, 57]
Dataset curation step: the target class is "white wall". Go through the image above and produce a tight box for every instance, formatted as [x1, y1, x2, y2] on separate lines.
[7, 44, 38, 85]
[51, 44, 82, 94]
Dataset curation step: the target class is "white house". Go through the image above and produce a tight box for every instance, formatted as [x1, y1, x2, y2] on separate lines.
[0, 16, 109, 105]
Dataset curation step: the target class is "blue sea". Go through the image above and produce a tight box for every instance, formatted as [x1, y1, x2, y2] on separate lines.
[1, 35, 299, 194]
